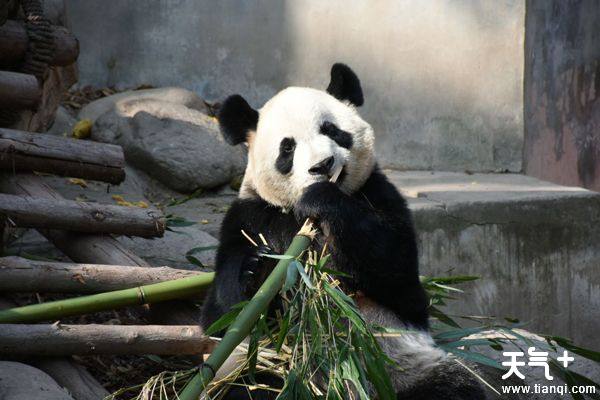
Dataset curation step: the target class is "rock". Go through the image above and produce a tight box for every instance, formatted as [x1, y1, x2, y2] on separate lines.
[47, 106, 77, 136]
[0, 361, 74, 400]
[90, 88, 246, 192]
[79, 87, 208, 123]
[118, 225, 218, 270]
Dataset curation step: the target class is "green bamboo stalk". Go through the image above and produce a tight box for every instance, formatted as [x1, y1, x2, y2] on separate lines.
[178, 221, 315, 400]
[0, 272, 215, 323]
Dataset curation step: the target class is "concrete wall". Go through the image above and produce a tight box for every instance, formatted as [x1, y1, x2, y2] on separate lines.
[523, 0, 600, 191]
[66, 0, 525, 172]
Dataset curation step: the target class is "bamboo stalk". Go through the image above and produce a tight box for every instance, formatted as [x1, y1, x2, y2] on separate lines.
[0, 272, 214, 323]
[0, 324, 213, 356]
[178, 220, 315, 400]
[0, 256, 199, 293]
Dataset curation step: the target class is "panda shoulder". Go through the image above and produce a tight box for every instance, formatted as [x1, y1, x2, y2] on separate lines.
[359, 167, 409, 211]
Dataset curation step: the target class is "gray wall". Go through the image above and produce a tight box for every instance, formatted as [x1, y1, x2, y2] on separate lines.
[66, 0, 525, 172]
[523, 0, 600, 191]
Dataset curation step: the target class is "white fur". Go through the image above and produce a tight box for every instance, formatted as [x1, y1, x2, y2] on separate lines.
[357, 298, 446, 392]
[240, 87, 375, 208]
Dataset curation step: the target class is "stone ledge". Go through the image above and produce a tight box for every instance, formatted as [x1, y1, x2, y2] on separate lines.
[387, 171, 600, 350]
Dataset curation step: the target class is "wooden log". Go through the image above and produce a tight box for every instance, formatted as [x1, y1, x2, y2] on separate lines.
[0, 324, 213, 356]
[0, 256, 199, 293]
[0, 173, 201, 324]
[0, 128, 125, 184]
[0, 297, 109, 400]
[0, 71, 41, 109]
[0, 193, 165, 237]
[0, 20, 79, 67]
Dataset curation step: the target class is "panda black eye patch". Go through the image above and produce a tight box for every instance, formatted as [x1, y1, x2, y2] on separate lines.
[276, 137, 296, 174]
[319, 121, 353, 149]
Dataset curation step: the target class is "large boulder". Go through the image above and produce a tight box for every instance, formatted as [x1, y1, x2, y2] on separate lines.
[88, 88, 246, 193]
[79, 87, 208, 123]
[0, 362, 74, 400]
[47, 106, 77, 136]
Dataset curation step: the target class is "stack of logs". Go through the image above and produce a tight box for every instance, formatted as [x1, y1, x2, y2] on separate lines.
[0, 20, 79, 110]
[1, 1, 79, 131]
[0, 128, 214, 399]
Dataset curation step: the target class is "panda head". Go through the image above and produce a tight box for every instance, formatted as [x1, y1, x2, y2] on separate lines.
[218, 63, 375, 209]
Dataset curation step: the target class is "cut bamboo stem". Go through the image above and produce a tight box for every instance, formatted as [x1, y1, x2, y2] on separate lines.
[0, 256, 199, 293]
[0, 324, 213, 356]
[178, 220, 315, 400]
[0, 128, 125, 184]
[0, 193, 165, 237]
[0, 272, 214, 323]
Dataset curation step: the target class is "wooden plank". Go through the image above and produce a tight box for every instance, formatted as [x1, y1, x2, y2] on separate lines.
[0, 256, 199, 293]
[0, 71, 41, 109]
[0, 20, 79, 67]
[0, 324, 213, 356]
[0, 128, 125, 184]
[0, 193, 165, 237]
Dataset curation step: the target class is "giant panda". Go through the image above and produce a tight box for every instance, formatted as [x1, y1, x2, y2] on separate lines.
[200, 63, 488, 399]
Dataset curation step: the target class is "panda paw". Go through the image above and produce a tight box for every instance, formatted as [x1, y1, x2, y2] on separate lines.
[241, 244, 276, 297]
[294, 181, 342, 221]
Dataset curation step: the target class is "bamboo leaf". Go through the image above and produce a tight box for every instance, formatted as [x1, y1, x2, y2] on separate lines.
[444, 348, 504, 370]
[185, 255, 205, 268]
[204, 307, 242, 336]
[282, 262, 299, 292]
[259, 253, 295, 260]
[294, 261, 315, 289]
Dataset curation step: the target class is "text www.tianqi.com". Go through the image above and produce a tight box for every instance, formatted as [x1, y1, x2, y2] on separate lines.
[501, 384, 596, 396]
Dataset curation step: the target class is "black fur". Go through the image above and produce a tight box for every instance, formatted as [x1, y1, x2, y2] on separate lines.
[201, 166, 428, 334]
[326, 63, 364, 107]
[201, 167, 433, 399]
[320, 121, 353, 149]
[396, 360, 487, 400]
[275, 138, 296, 175]
[218, 95, 259, 145]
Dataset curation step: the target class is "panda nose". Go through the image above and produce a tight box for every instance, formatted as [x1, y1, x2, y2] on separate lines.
[309, 156, 335, 175]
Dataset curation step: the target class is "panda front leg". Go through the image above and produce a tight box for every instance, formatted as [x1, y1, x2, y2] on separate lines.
[295, 182, 489, 399]
[294, 181, 428, 325]
[200, 241, 281, 400]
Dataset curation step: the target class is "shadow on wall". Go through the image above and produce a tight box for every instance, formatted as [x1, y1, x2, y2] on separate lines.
[66, 0, 524, 173]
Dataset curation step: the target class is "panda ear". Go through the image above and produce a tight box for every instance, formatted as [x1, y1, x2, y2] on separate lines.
[326, 63, 364, 107]
[217, 95, 259, 145]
